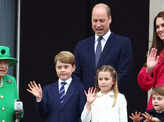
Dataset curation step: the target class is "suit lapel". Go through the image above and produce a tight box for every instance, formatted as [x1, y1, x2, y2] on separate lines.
[61, 80, 75, 107]
[53, 83, 61, 105]
[88, 36, 97, 69]
[97, 33, 114, 67]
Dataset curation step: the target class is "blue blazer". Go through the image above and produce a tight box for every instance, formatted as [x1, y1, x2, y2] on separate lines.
[73, 32, 133, 92]
[36, 78, 86, 122]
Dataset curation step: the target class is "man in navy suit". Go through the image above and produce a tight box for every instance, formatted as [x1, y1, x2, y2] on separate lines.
[73, 3, 133, 93]
[27, 51, 86, 122]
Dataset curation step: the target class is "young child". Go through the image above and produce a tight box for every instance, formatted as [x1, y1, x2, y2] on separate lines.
[130, 86, 164, 122]
[27, 51, 86, 122]
[81, 65, 128, 122]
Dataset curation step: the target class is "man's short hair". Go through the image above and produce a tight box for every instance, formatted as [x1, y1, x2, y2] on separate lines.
[92, 3, 111, 17]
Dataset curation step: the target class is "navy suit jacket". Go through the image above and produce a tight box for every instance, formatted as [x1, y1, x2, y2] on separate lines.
[73, 32, 133, 92]
[36, 78, 86, 122]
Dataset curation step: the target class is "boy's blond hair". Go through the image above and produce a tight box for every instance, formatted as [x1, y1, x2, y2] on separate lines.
[54, 51, 75, 65]
[96, 65, 119, 107]
[152, 86, 164, 96]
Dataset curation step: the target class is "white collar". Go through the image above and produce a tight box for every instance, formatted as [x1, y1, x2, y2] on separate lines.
[58, 77, 72, 85]
[97, 90, 114, 97]
[95, 30, 111, 41]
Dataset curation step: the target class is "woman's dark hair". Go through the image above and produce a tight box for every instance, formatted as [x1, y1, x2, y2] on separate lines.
[151, 11, 164, 54]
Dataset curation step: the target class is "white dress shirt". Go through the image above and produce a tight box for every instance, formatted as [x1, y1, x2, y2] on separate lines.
[58, 77, 72, 94]
[94, 30, 111, 52]
[81, 90, 128, 122]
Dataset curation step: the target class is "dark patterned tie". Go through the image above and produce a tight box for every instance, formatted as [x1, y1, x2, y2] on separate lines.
[95, 36, 103, 66]
[59, 82, 67, 103]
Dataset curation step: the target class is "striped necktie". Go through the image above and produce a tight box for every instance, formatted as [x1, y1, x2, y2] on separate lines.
[59, 82, 67, 103]
[95, 36, 103, 66]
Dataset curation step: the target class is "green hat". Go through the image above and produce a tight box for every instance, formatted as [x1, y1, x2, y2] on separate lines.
[0, 46, 17, 64]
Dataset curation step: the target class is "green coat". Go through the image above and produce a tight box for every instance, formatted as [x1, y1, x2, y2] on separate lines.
[0, 74, 22, 122]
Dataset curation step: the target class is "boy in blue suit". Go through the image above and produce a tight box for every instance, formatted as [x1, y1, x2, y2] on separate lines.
[27, 51, 86, 122]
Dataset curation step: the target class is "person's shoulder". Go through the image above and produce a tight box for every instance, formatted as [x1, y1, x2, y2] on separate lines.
[118, 92, 125, 96]
[146, 109, 164, 115]
[111, 32, 131, 42]
[71, 78, 84, 88]
[76, 36, 94, 47]
[146, 109, 156, 114]
[44, 81, 58, 89]
[117, 92, 126, 99]
[111, 32, 129, 39]
[117, 93, 127, 105]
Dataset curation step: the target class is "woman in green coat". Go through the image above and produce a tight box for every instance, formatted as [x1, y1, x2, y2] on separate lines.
[0, 46, 23, 122]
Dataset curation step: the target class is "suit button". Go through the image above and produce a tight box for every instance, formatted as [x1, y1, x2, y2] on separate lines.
[1, 107, 5, 111]
[0, 96, 4, 99]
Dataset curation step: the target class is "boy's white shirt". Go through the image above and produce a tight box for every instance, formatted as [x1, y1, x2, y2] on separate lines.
[81, 90, 128, 122]
[58, 77, 72, 94]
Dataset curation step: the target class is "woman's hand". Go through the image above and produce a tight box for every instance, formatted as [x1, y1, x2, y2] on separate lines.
[27, 81, 43, 101]
[146, 48, 159, 73]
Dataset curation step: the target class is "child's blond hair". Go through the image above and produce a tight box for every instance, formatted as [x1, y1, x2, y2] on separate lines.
[152, 86, 164, 96]
[96, 65, 119, 107]
[54, 51, 75, 65]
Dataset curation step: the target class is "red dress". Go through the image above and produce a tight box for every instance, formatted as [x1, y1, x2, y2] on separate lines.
[138, 49, 164, 110]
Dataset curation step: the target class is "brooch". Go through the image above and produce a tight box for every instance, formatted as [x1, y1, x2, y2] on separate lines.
[7, 79, 12, 83]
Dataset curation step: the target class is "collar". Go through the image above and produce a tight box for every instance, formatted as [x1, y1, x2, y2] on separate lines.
[58, 77, 72, 86]
[95, 30, 111, 42]
[97, 90, 114, 97]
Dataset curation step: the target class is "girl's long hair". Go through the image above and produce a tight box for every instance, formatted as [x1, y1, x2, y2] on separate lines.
[96, 65, 119, 107]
